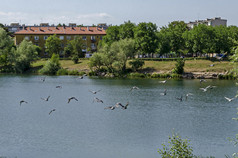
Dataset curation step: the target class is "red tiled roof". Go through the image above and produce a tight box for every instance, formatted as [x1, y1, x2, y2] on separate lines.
[15, 26, 106, 35]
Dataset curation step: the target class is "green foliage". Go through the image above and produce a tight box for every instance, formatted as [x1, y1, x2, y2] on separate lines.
[64, 36, 84, 63]
[0, 28, 15, 69]
[56, 68, 68, 75]
[158, 132, 194, 158]
[39, 53, 61, 75]
[229, 46, 238, 77]
[134, 22, 158, 55]
[89, 52, 104, 71]
[119, 20, 136, 39]
[172, 58, 185, 74]
[129, 59, 145, 71]
[45, 34, 61, 56]
[14, 39, 38, 73]
[68, 70, 79, 75]
[102, 25, 120, 46]
[128, 72, 146, 78]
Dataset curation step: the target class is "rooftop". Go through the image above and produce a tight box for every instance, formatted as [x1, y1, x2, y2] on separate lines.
[15, 26, 106, 35]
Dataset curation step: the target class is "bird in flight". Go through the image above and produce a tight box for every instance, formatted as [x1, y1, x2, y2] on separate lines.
[115, 102, 129, 109]
[56, 85, 62, 89]
[160, 89, 167, 96]
[199, 79, 207, 84]
[93, 97, 103, 103]
[176, 96, 183, 102]
[104, 106, 116, 110]
[41, 77, 46, 82]
[41, 96, 50, 101]
[199, 85, 211, 92]
[78, 76, 84, 79]
[159, 80, 167, 84]
[224, 96, 236, 102]
[130, 86, 139, 91]
[20, 100, 28, 106]
[185, 93, 193, 101]
[89, 90, 101, 94]
[68, 97, 78, 103]
[49, 109, 56, 115]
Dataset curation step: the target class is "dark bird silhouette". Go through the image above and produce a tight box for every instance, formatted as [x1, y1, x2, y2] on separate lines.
[104, 106, 116, 110]
[89, 89, 101, 94]
[20, 100, 28, 106]
[93, 97, 103, 103]
[68, 97, 78, 103]
[160, 89, 167, 96]
[115, 102, 129, 109]
[130, 86, 139, 91]
[56, 85, 62, 89]
[49, 109, 56, 115]
[41, 96, 50, 101]
[176, 96, 183, 102]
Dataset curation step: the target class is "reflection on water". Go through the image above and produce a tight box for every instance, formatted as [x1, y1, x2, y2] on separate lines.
[0, 75, 237, 158]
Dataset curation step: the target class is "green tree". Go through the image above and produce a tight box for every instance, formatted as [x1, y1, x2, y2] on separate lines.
[102, 25, 120, 46]
[165, 21, 188, 55]
[157, 30, 171, 56]
[119, 20, 136, 39]
[89, 52, 104, 71]
[64, 36, 84, 63]
[39, 53, 61, 75]
[183, 24, 216, 56]
[129, 59, 145, 71]
[134, 22, 158, 57]
[45, 34, 61, 56]
[172, 58, 185, 74]
[0, 28, 15, 70]
[13, 39, 38, 73]
[110, 38, 136, 72]
[158, 131, 194, 158]
[213, 25, 233, 54]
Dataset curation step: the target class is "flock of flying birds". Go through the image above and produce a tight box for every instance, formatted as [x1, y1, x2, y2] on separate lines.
[19, 77, 237, 115]
[19, 76, 130, 115]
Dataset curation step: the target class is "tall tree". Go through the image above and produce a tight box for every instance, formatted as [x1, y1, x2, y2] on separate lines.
[102, 25, 120, 46]
[183, 24, 216, 55]
[119, 20, 136, 39]
[134, 22, 158, 57]
[0, 28, 15, 69]
[64, 36, 84, 63]
[13, 39, 38, 73]
[162, 21, 188, 55]
[45, 34, 61, 56]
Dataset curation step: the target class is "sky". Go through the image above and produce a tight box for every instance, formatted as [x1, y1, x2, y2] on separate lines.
[0, 0, 237, 27]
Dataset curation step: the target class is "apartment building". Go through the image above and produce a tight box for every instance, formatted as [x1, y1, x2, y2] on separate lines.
[187, 17, 227, 29]
[14, 24, 106, 57]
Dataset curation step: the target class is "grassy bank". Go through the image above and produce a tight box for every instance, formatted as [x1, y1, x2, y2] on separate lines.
[31, 59, 233, 78]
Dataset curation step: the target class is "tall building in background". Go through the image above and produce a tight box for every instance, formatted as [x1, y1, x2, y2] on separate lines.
[187, 17, 227, 29]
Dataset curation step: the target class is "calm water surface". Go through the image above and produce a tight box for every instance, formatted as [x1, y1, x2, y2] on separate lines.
[0, 75, 237, 158]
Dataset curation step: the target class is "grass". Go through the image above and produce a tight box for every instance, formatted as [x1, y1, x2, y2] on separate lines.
[32, 59, 233, 74]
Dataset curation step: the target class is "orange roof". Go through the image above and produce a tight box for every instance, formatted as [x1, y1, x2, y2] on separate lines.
[15, 26, 106, 35]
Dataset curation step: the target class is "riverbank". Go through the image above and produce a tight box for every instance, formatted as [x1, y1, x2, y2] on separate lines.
[31, 59, 233, 79]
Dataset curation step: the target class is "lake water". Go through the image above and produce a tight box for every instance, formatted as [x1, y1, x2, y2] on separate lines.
[0, 75, 237, 158]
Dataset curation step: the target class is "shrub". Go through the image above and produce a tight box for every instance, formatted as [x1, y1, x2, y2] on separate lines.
[129, 72, 146, 78]
[68, 70, 79, 75]
[39, 53, 61, 75]
[56, 69, 68, 75]
[172, 58, 185, 74]
[129, 59, 145, 71]
[158, 132, 194, 158]
[71, 55, 79, 64]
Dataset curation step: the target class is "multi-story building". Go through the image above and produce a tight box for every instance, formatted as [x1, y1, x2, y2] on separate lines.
[187, 17, 227, 29]
[14, 24, 107, 57]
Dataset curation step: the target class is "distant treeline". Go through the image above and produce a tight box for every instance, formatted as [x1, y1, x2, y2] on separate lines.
[100, 20, 238, 57]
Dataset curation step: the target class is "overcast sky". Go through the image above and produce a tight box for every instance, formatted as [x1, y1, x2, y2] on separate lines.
[0, 0, 237, 27]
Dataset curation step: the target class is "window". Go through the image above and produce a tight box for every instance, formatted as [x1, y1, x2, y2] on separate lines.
[34, 36, 39, 40]
[67, 36, 71, 40]
[100, 36, 103, 40]
[91, 36, 95, 40]
[82, 36, 87, 40]
[91, 43, 96, 49]
[59, 36, 64, 40]
[44, 36, 48, 40]
[25, 36, 29, 40]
